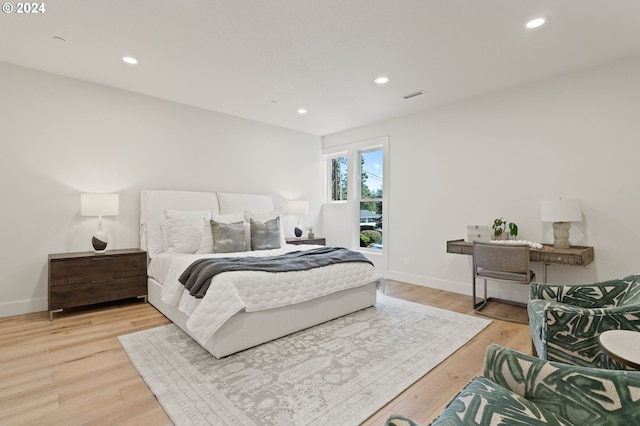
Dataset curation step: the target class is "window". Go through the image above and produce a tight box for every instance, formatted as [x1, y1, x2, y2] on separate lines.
[359, 149, 383, 250]
[329, 155, 348, 202]
[323, 136, 388, 263]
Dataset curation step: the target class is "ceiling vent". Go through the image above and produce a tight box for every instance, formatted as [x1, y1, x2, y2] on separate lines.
[402, 90, 425, 100]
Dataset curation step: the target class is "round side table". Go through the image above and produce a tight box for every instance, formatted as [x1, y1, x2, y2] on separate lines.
[598, 330, 640, 369]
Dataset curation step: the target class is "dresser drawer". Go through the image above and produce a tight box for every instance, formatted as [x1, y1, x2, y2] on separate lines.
[285, 237, 327, 246]
[446, 240, 473, 255]
[49, 276, 147, 310]
[49, 253, 146, 286]
[536, 251, 585, 266]
[48, 249, 148, 318]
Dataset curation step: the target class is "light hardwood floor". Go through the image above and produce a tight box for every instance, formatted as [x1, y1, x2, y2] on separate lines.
[0, 280, 531, 425]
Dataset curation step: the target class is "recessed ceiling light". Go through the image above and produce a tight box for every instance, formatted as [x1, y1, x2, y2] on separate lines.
[526, 17, 546, 29]
[122, 56, 138, 65]
[374, 76, 389, 85]
[297, 108, 307, 115]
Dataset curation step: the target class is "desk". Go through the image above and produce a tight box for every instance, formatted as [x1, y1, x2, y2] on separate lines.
[598, 330, 640, 369]
[446, 239, 594, 282]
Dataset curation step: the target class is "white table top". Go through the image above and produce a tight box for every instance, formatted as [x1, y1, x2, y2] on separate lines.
[598, 330, 640, 369]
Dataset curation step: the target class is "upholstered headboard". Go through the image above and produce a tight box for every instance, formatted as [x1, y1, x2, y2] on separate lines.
[140, 190, 276, 258]
[216, 192, 274, 215]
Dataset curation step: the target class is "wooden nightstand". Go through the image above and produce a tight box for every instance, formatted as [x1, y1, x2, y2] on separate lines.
[48, 248, 147, 320]
[286, 237, 326, 246]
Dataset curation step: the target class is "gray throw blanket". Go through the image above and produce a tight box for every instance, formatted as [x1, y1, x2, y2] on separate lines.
[178, 246, 373, 299]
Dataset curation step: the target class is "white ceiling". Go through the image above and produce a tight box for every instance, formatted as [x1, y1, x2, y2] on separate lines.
[2, 1, 640, 136]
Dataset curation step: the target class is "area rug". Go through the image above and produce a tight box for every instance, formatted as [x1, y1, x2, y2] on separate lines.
[118, 295, 491, 425]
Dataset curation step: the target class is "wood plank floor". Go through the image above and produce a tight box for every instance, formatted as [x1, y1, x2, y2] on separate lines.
[0, 280, 531, 425]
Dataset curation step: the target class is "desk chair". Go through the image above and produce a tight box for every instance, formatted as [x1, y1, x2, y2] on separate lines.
[473, 241, 534, 324]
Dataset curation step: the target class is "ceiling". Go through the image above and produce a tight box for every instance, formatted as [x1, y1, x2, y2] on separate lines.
[2, 1, 640, 136]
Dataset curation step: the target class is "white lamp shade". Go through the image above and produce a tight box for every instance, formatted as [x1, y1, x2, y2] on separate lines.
[287, 200, 309, 216]
[541, 199, 582, 222]
[81, 193, 120, 217]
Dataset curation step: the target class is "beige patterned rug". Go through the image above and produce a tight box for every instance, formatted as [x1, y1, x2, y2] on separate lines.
[118, 294, 490, 425]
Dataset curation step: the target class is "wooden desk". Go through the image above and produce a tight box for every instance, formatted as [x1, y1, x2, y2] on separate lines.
[446, 239, 594, 282]
[598, 330, 640, 369]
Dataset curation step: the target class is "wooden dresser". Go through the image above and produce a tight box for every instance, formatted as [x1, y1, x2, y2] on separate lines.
[48, 248, 147, 320]
[285, 237, 327, 246]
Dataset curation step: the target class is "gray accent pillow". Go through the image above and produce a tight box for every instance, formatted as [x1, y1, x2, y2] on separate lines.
[250, 217, 282, 250]
[210, 220, 247, 253]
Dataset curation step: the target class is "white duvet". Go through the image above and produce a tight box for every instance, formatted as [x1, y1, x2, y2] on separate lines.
[150, 244, 384, 345]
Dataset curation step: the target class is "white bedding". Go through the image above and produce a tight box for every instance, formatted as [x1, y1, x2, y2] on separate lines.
[149, 244, 384, 345]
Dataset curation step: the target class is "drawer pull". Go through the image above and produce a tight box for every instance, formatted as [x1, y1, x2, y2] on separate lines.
[91, 257, 114, 261]
[91, 278, 114, 284]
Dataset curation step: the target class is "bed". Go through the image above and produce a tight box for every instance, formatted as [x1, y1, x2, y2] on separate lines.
[140, 190, 384, 358]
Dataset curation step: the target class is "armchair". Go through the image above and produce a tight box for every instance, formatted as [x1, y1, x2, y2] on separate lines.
[387, 344, 640, 426]
[528, 274, 640, 369]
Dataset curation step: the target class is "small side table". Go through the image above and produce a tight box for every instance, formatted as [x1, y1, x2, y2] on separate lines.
[598, 330, 640, 369]
[286, 237, 326, 246]
[48, 248, 147, 320]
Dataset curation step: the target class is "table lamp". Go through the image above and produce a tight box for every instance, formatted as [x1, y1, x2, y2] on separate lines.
[287, 200, 309, 238]
[81, 193, 119, 252]
[541, 199, 582, 249]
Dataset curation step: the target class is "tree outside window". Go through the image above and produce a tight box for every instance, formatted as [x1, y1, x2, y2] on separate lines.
[330, 156, 348, 202]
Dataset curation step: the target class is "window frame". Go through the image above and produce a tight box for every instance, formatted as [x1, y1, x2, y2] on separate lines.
[323, 136, 389, 267]
[326, 152, 349, 204]
[357, 146, 384, 252]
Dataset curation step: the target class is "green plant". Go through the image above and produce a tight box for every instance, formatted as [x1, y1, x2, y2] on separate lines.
[492, 218, 518, 238]
[360, 229, 382, 247]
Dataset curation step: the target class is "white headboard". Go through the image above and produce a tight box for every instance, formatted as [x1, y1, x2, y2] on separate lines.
[140, 190, 275, 258]
[217, 192, 274, 215]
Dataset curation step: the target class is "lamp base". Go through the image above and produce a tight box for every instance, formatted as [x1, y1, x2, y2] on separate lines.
[92, 229, 108, 253]
[294, 226, 303, 238]
[552, 221, 571, 249]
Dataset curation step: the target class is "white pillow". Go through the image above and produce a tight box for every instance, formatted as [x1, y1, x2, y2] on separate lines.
[195, 217, 214, 254]
[244, 208, 286, 248]
[159, 223, 170, 253]
[165, 210, 212, 253]
[196, 213, 247, 253]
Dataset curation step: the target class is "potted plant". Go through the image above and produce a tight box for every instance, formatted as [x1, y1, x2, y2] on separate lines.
[492, 218, 518, 240]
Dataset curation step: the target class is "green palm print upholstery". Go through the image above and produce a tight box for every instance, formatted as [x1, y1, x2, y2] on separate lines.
[528, 274, 640, 369]
[386, 415, 422, 426]
[430, 376, 570, 425]
[386, 344, 640, 426]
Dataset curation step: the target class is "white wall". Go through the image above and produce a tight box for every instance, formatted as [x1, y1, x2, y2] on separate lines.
[323, 55, 640, 302]
[0, 61, 322, 317]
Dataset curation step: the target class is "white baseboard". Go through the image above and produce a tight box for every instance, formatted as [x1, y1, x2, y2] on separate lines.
[0, 297, 47, 318]
[0, 273, 529, 319]
[385, 270, 470, 295]
[385, 270, 528, 304]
